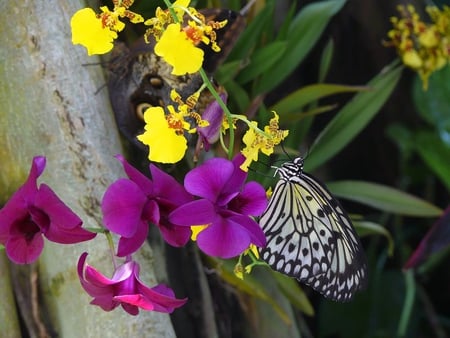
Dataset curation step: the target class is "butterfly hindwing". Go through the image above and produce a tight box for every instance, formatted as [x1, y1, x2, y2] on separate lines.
[259, 157, 368, 302]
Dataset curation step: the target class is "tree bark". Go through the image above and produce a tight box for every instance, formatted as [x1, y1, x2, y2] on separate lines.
[0, 1, 176, 337]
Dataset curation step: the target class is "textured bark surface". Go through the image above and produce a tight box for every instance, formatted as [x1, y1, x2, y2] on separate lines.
[0, 1, 176, 337]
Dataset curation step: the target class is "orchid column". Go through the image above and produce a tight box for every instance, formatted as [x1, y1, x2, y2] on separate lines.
[0, 1, 176, 337]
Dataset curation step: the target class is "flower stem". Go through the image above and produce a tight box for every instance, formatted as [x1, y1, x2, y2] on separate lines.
[105, 230, 118, 270]
[163, 0, 179, 23]
[199, 68, 234, 159]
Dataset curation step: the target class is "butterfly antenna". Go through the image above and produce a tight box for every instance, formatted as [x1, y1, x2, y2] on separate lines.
[280, 143, 294, 161]
[240, 0, 257, 15]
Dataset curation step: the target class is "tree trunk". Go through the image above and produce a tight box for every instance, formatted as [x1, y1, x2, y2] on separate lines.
[0, 1, 176, 336]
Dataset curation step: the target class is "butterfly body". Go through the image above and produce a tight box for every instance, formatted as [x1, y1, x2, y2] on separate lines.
[259, 157, 367, 302]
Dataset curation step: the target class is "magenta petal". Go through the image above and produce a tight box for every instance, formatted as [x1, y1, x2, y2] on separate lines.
[120, 303, 139, 315]
[228, 214, 266, 247]
[34, 184, 82, 229]
[158, 222, 191, 247]
[219, 154, 247, 201]
[91, 295, 119, 312]
[115, 154, 154, 195]
[114, 294, 154, 311]
[169, 200, 217, 226]
[45, 223, 96, 244]
[102, 179, 147, 237]
[6, 232, 44, 264]
[196, 217, 251, 258]
[0, 208, 29, 244]
[197, 94, 226, 148]
[116, 220, 149, 256]
[184, 158, 234, 201]
[21, 156, 46, 197]
[150, 164, 192, 205]
[231, 181, 268, 216]
[0, 157, 47, 242]
[404, 206, 450, 269]
[138, 284, 187, 313]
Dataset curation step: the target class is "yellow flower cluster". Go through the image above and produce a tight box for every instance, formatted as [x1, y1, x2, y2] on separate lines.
[240, 112, 289, 171]
[71, 0, 227, 75]
[386, 5, 450, 89]
[137, 90, 209, 163]
[71, 0, 143, 55]
[70, 0, 290, 166]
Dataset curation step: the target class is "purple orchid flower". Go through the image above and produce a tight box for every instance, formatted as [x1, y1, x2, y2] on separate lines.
[101, 155, 193, 256]
[77, 252, 187, 315]
[0, 156, 96, 264]
[169, 154, 268, 258]
[197, 93, 227, 151]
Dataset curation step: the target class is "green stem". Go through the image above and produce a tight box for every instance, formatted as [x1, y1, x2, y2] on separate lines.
[105, 230, 118, 269]
[199, 69, 234, 159]
[397, 270, 416, 337]
[163, 0, 178, 23]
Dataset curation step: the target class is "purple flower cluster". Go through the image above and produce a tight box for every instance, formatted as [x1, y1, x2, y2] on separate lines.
[78, 253, 186, 315]
[101, 155, 193, 256]
[1, 153, 269, 315]
[170, 154, 268, 258]
[103, 154, 267, 259]
[0, 156, 95, 264]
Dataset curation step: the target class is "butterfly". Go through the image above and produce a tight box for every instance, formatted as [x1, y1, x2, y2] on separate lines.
[259, 157, 368, 302]
[107, 9, 245, 149]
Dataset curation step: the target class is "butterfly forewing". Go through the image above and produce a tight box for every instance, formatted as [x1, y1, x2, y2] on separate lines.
[259, 157, 367, 302]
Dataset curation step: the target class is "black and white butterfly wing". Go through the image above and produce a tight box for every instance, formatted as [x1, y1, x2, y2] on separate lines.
[259, 158, 368, 302]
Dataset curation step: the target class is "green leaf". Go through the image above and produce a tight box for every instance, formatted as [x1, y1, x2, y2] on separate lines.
[215, 60, 243, 84]
[227, 1, 275, 62]
[415, 131, 450, 191]
[236, 41, 287, 84]
[354, 220, 394, 256]
[272, 272, 315, 316]
[271, 83, 367, 118]
[412, 64, 450, 143]
[212, 258, 292, 324]
[319, 38, 335, 82]
[255, 0, 347, 94]
[305, 62, 403, 172]
[327, 180, 443, 217]
[224, 79, 250, 113]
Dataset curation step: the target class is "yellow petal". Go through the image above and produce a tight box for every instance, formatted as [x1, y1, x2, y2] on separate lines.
[154, 23, 204, 75]
[402, 50, 423, 69]
[71, 8, 117, 55]
[137, 107, 187, 163]
[190, 224, 208, 241]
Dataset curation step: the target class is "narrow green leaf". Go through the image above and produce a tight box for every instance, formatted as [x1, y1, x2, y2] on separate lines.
[224, 80, 250, 112]
[283, 104, 339, 125]
[319, 38, 334, 82]
[227, 1, 275, 61]
[272, 272, 315, 316]
[215, 60, 243, 84]
[212, 258, 292, 324]
[354, 220, 394, 256]
[305, 63, 403, 171]
[236, 41, 287, 84]
[256, 0, 347, 93]
[415, 131, 450, 191]
[271, 83, 367, 118]
[327, 180, 443, 217]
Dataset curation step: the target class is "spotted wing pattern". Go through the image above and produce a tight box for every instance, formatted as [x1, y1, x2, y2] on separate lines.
[259, 157, 367, 302]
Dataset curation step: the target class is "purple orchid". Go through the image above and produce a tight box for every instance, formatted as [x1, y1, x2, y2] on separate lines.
[0, 156, 96, 264]
[197, 93, 226, 151]
[169, 154, 268, 258]
[77, 252, 187, 315]
[101, 155, 193, 256]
